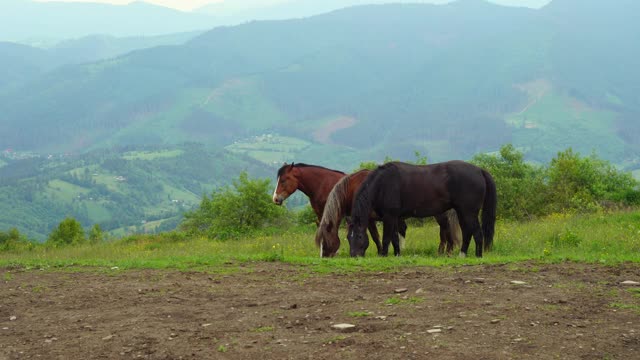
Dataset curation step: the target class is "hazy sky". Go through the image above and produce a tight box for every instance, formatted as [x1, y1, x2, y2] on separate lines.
[35, 0, 553, 12]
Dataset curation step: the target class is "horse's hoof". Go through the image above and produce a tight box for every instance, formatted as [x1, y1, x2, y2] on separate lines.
[458, 252, 467, 258]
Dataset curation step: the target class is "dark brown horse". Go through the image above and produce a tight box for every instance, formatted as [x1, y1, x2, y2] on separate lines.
[316, 169, 460, 257]
[347, 161, 496, 258]
[272, 163, 387, 255]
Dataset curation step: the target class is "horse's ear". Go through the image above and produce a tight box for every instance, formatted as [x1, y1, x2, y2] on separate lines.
[289, 162, 294, 169]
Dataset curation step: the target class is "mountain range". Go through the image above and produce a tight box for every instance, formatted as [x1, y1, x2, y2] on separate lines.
[1, 0, 639, 239]
[1, 0, 638, 166]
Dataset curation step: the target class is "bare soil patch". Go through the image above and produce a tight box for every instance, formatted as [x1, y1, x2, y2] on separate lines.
[1, 262, 639, 359]
[312, 116, 357, 144]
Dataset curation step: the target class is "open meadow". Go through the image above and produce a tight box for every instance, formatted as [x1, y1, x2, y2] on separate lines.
[2, 211, 640, 359]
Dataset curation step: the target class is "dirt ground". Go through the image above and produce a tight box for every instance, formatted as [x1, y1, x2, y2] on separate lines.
[1, 262, 640, 360]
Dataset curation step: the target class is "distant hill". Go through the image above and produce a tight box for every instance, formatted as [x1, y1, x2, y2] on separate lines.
[0, 31, 201, 95]
[0, 1, 216, 43]
[0, 0, 638, 167]
[0, 42, 49, 92]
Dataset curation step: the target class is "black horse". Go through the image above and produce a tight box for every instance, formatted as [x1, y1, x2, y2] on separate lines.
[347, 161, 496, 257]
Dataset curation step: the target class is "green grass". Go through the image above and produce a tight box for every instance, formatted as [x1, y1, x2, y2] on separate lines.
[45, 179, 90, 202]
[200, 77, 289, 131]
[122, 149, 185, 161]
[347, 311, 371, 317]
[609, 302, 640, 314]
[252, 326, 274, 333]
[226, 134, 311, 165]
[506, 89, 625, 162]
[1, 211, 639, 271]
[384, 296, 423, 305]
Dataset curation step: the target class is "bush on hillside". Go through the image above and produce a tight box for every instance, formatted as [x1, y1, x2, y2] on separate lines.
[547, 148, 640, 212]
[472, 144, 548, 220]
[47, 217, 86, 247]
[0, 228, 33, 251]
[181, 171, 288, 239]
[474, 145, 639, 219]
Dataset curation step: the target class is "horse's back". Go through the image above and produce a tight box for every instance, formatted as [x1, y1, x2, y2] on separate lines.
[383, 161, 486, 213]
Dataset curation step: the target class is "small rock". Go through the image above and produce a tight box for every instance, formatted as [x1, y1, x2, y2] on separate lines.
[394, 288, 408, 294]
[9, 316, 17, 321]
[510, 281, 526, 285]
[102, 335, 115, 341]
[621, 281, 640, 286]
[427, 329, 442, 334]
[473, 278, 486, 283]
[110, 266, 119, 270]
[201, 323, 212, 327]
[332, 323, 356, 332]
[490, 319, 501, 324]
[415, 288, 425, 294]
[375, 316, 387, 321]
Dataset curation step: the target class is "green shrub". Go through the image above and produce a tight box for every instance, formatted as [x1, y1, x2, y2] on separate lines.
[472, 144, 548, 220]
[180, 171, 288, 239]
[47, 217, 86, 247]
[549, 228, 582, 248]
[296, 205, 318, 227]
[0, 228, 33, 251]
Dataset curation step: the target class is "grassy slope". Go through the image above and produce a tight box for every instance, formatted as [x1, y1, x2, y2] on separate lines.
[506, 87, 625, 162]
[2, 211, 639, 271]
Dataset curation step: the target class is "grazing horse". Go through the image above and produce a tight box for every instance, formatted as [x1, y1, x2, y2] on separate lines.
[316, 169, 460, 257]
[271, 163, 387, 255]
[347, 161, 496, 258]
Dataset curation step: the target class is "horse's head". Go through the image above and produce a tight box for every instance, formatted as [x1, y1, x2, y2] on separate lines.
[272, 162, 298, 205]
[316, 220, 340, 257]
[347, 219, 369, 257]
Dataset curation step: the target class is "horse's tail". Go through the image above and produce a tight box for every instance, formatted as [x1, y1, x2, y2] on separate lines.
[315, 175, 350, 253]
[447, 209, 461, 249]
[481, 169, 497, 251]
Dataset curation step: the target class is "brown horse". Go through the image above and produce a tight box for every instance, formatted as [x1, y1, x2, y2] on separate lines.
[272, 163, 386, 254]
[316, 169, 460, 257]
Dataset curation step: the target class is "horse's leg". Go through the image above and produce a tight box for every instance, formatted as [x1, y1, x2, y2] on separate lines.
[458, 212, 484, 258]
[367, 222, 383, 256]
[435, 213, 451, 256]
[457, 211, 473, 258]
[383, 215, 400, 256]
[447, 210, 461, 254]
[398, 219, 407, 250]
[470, 216, 484, 258]
[380, 222, 391, 257]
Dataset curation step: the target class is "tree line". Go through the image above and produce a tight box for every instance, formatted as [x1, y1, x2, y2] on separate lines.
[2, 144, 638, 249]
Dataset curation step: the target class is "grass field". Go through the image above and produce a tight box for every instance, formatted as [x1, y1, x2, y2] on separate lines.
[122, 149, 184, 161]
[226, 134, 312, 165]
[2, 210, 639, 272]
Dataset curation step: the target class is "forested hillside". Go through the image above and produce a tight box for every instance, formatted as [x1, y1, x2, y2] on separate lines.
[1, 0, 638, 166]
[0, 145, 274, 240]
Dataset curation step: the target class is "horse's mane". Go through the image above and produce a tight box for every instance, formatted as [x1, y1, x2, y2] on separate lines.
[315, 173, 352, 249]
[277, 163, 345, 177]
[350, 163, 393, 228]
